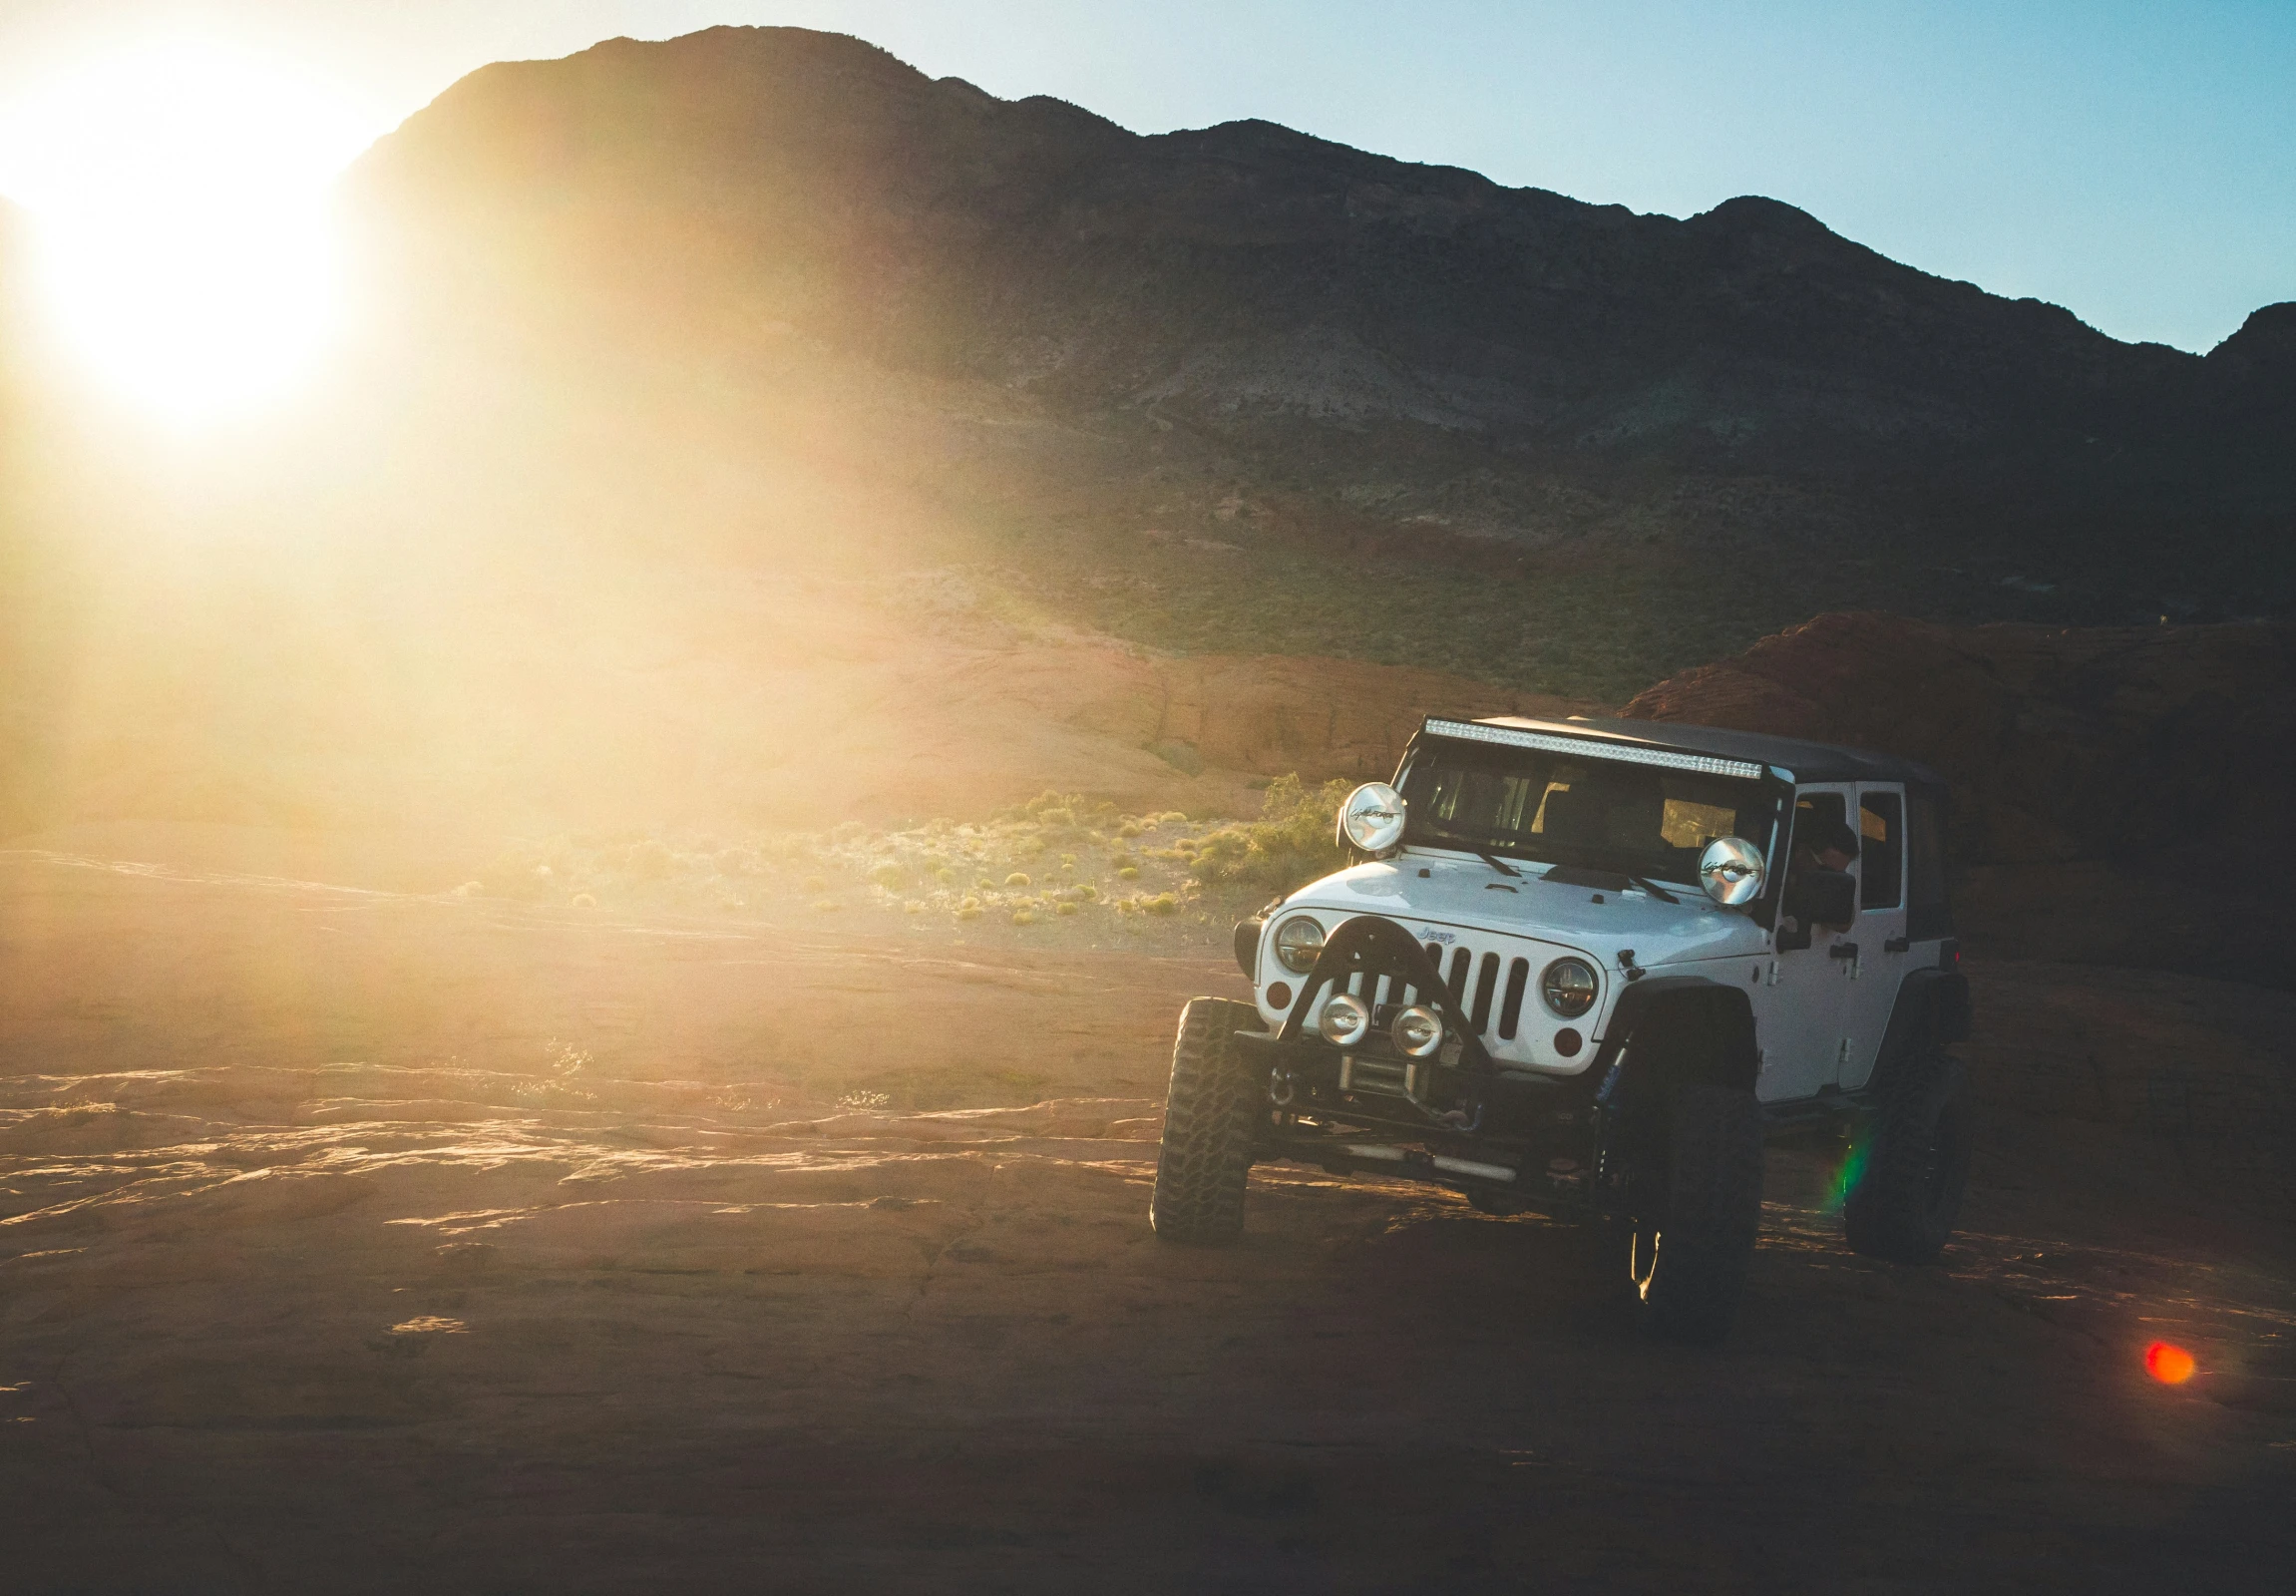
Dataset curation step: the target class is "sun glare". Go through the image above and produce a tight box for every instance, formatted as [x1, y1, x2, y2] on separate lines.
[0, 40, 376, 424]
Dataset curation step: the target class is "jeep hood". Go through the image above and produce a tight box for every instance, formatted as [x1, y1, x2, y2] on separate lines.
[1280, 850, 1768, 969]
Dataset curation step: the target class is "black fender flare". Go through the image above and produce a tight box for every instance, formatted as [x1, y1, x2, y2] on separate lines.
[1589, 976, 1761, 1099]
[1851, 967, 1972, 1094]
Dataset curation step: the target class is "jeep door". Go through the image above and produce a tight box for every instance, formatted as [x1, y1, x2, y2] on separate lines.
[1837, 784, 1909, 1091]
[1757, 785, 1856, 1103]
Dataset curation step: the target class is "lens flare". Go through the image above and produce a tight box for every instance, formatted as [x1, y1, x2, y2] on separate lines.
[1824, 1140, 1870, 1213]
[2143, 1341, 2196, 1385]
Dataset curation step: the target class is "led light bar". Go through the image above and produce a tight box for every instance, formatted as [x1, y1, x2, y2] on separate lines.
[1421, 718, 1769, 782]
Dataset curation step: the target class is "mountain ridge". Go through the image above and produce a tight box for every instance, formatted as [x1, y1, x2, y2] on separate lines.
[339, 24, 2292, 625]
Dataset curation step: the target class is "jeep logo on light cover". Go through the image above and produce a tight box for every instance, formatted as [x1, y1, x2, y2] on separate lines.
[1419, 929, 1457, 944]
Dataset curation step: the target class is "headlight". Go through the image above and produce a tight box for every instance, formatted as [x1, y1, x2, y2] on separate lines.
[1540, 958, 1599, 1019]
[1272, 915, 1326, 975]
[1318, 992, 1371, 1046]
[1339, 782, 1406, 853]
[1391, 1004, 1444, 1058]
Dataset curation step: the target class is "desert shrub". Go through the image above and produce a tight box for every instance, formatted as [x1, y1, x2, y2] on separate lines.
[904, 901, 926, 915]
[1012, 909, 1036, 926]
[1145, 893, 1178, 916]
[1116, 866, 1140, 880]
[1055, 901, 1078, 917]
[937, 867, 958, 884]
[1076, 883, 1098, 901]
[867, 862, 905, 890]
[1004, 872, 1031, 887]
[1189, 774, 1351, 891]
[957, 899, 982, 921]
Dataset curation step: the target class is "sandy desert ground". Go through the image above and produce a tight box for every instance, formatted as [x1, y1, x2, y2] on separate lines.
[3, 846, 2293, 1594]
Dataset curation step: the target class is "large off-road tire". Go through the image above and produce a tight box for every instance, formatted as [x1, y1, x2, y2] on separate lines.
[1150, 997, 1261, 1245]
[1844, 1046, 1971, 1263]
[1632, 1085, 1765, 1345]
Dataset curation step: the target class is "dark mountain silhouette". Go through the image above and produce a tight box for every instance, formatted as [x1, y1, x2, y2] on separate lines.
[340, 25, 2290, 622]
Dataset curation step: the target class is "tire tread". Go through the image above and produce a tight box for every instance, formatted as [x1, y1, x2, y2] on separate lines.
[1150, 997, 1260, 1245]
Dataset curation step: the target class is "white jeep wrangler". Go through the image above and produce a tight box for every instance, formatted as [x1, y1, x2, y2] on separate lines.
[1151, 714, 1973, 1344]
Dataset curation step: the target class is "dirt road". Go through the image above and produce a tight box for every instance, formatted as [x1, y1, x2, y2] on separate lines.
[3, 851, 2291, 1592]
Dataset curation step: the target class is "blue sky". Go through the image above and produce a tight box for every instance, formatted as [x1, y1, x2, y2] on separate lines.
[2, 0, 2290, 352]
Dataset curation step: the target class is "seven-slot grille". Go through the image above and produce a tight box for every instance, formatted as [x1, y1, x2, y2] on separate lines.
[1310, 931, 1548, 1077]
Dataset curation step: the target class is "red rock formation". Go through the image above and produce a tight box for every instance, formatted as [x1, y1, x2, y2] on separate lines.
[1623, 612, 2296, 867]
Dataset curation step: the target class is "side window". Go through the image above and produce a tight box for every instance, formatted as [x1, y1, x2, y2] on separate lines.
[1778, 792, 1848, 952]
[1791, 791, 1847, 851]
[1858, 792, 1903, 910]
[1906, 789, 1953, 939]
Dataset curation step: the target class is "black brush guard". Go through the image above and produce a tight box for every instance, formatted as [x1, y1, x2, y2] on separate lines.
[1233, 916, 1617, 1217]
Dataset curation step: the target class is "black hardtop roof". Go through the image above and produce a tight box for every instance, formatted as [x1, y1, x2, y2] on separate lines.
[1424, 714, 1947, 790]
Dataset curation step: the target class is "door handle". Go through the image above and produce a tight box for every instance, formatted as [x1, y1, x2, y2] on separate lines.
[1827, 943, 1859, 960]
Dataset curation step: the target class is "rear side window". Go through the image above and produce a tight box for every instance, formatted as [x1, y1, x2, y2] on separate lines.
[1858, 792, 1903, 910]
[1906, 789, 1952, 939]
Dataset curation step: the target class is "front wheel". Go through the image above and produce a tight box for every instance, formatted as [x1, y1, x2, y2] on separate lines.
[1631, 1085, 1764, 1345]
[1150, 997, 1261, 1245]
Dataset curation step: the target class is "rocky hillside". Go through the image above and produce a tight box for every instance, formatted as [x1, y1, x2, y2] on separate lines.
[1625, 612, 2296, 984]
[346, 26, 2296, 621]
[1624, 611, 2295, 866]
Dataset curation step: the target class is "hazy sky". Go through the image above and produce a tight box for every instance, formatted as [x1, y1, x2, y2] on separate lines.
[1, 1, 2290, 353]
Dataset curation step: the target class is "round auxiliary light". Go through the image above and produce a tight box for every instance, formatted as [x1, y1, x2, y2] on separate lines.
[1273, 914, 1327, 975]
[1699, 836, 1767, 907]
[1391, 1004, 1445, 1059]
[1338, 782, 1406, 854]
[1318, 992, 1371, 1047]
[1540, 958, 1599, 1019]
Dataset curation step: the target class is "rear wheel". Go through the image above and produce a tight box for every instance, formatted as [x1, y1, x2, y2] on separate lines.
[1844, 1046, 1971, 1263]
[1631, 1085, 1764, 1345]
[1150, 998, 1260, 1245]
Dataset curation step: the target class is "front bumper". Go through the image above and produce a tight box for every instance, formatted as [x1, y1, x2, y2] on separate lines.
[1236, 1028, 1611, 1215]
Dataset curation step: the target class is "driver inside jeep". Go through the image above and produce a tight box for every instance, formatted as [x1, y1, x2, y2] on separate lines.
[1780, 813, 1860, 938]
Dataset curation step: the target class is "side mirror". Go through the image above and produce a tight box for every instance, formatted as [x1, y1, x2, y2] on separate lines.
[1784, 868, 1857, 929]
[1698, 837, 1766, 907]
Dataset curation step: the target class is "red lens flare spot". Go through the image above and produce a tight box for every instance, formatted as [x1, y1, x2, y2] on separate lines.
[2144, 1341, 2196, 1385]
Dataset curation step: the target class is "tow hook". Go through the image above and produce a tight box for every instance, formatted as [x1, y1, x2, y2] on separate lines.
[1267, 1063, 1299, 1107]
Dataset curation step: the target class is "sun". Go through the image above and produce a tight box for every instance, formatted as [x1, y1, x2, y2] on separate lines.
[0, 39, 377, 425]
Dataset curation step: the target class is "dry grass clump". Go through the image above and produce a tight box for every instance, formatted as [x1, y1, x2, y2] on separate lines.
[1189, 774, 1352, 891]
[461, 773, 1348, 951]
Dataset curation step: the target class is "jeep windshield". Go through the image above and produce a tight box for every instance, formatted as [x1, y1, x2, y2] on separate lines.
[1397, 738, 1775, 888]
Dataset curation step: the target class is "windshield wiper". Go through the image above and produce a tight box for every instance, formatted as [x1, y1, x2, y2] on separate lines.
[1413, 825, 1525, 878]
[1625, 872, 1681, 904]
